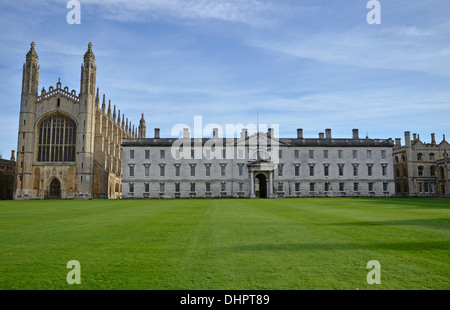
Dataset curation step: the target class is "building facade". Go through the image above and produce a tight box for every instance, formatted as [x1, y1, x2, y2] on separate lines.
[14, 42, 142, 200]
[393, 131, 450, 197]
[122, 128, 395, 199]
[0, 151, 16, 200]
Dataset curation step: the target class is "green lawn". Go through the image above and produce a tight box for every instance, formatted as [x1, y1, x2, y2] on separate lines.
[0, 198, 449, 290]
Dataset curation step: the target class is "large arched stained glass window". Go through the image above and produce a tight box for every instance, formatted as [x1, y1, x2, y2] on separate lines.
[37, 114, 76, 162]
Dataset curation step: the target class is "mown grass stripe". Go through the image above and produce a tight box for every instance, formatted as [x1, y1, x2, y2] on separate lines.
[0, 198, 448, 290]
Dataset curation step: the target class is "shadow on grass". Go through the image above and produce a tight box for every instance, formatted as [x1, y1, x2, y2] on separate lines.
[327, 218, 450, 231]
[228, 240, 450, 252]
[343, 197, 450, 209]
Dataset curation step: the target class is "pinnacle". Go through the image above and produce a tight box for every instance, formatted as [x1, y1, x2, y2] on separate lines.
[84, 42, 95, 62]
[26, 41, 38, 60]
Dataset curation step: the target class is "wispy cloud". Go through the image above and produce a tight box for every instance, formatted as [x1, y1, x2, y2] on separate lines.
[79, 0, 281, 27]
[382, 25, 433, 37]
[1, 0, 449, 153]
[247, 22, 450, 76]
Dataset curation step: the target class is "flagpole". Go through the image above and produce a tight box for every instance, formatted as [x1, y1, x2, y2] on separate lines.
[257, 110, 260, 160]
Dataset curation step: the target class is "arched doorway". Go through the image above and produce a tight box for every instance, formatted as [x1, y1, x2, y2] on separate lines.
[49, 178, 61, 199]
[255, 173, 267, 198]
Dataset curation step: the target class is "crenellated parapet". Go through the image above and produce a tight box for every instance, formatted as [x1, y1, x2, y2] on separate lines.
[37, 79, 79, 103]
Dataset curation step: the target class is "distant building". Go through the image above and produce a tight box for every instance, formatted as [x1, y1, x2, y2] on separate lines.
[121, 128, 395, 199]
[0, 151, 16, 200]
[393, 131, 450, 197]
[436, 153, 450, 197]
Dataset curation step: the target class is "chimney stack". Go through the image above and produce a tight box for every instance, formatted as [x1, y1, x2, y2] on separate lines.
[10, 150, 15, 161]
[319, 132, 324, 139]
[405, 131, 411, 148]
[268, 128, 274, 138]
[241, 128, 248, 139]
[431, 133, 436, 145]
[325, 128, 332, 139]
[352, 129, 359, 139]
[395, 138, 401, 147]
[154, 128, 160, 139]
[213, 128, 219, 138]
[297, 128, 303, 139]
[413, 133, 417, 141]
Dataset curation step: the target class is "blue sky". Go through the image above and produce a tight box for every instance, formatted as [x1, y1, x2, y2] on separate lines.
[0, 0, 449, 156]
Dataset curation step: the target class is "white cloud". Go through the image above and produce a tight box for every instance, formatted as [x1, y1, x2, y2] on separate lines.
[382, 25, 433, 37]
[247, 23, 450, 77]
[80, 0, 281, 27]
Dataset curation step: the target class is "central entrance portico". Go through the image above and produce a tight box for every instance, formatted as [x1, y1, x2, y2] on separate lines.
[248, 159, 276, 198]
[255, 173, 267, 198]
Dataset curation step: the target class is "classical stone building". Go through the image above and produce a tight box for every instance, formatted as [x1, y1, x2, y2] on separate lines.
[122, 128, 395, 199]
[14, 42, 142, 200]
[436, 154, 450, 197]
[393, 131, 449, 197]
[0, 151, 16, 200]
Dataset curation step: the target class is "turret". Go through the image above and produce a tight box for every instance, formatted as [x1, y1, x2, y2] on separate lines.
[403, 131, 413, 194]
[77, 42, 97, 199]
[22, 41, 39, 96]
[15, 42, 40, 199]
[138, 113, 146, 139]
[80, 42, 96, 97]
[101, 94, 106, 112]
[95, 88, 99, 108]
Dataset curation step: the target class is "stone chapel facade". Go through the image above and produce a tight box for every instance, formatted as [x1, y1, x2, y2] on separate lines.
[14, 42, 144, 200]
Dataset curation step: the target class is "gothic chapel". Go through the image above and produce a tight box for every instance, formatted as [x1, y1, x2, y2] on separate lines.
[14, 42, 145, 200]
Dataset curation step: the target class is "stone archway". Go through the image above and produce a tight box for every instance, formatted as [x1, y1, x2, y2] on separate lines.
[49, 178, 61, 199]
[248, 159, 276, 198]
[255, 173, 267, 198]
